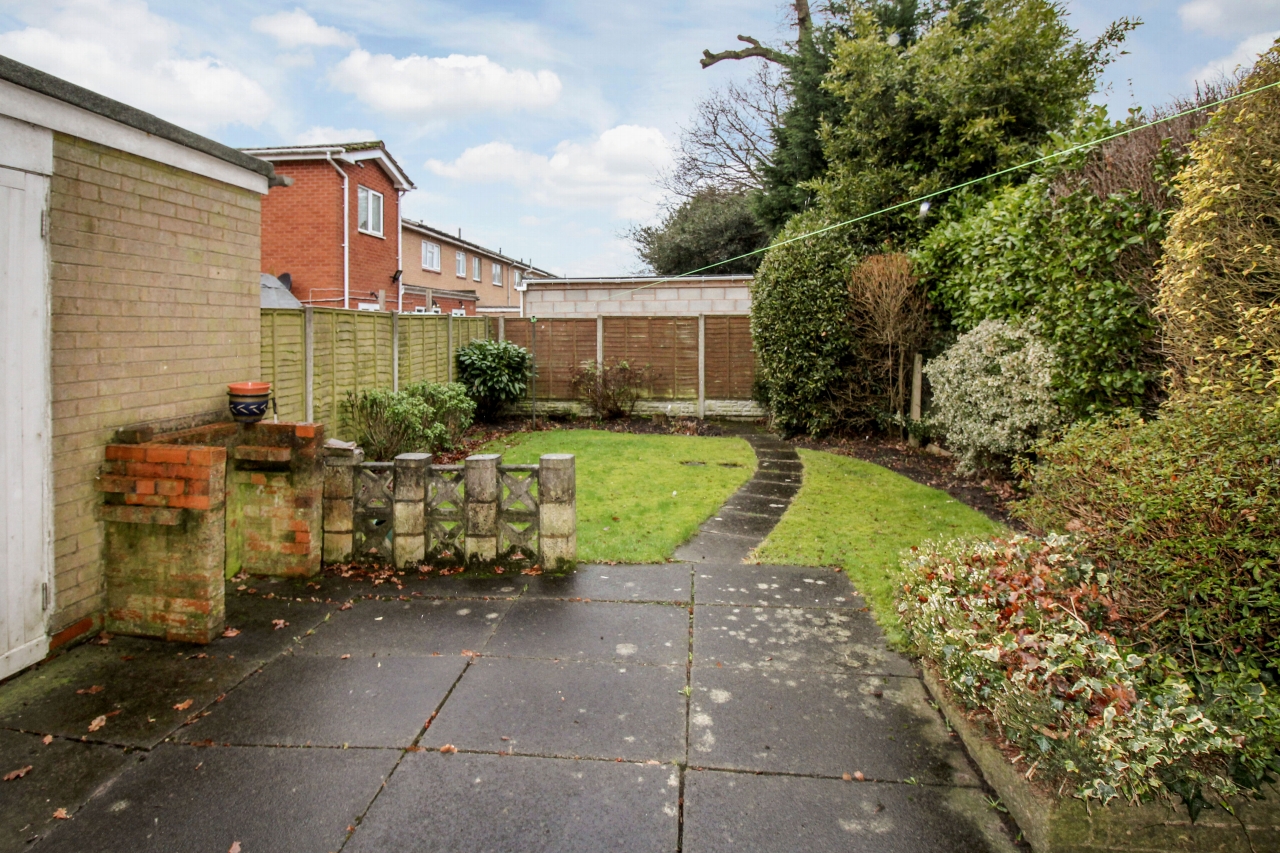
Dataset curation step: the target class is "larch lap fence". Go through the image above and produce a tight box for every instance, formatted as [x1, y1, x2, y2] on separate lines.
[498, 315, 763, 418]
[260, 308, 490, 431]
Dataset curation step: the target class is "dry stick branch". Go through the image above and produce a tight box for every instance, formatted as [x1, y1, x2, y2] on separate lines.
[701, 35, 790, 68]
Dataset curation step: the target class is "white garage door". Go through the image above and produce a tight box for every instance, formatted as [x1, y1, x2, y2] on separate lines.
[0, 120, 52, 680]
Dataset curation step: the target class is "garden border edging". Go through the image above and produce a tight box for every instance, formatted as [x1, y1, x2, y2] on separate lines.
[920, 664, 1279, 853]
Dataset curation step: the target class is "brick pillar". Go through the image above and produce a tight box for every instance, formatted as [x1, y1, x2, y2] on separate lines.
[323, 446, 363, 564]
[464, 453, 500, 561]
[538, 454, 576, 569]
[393, 453, 430, 568]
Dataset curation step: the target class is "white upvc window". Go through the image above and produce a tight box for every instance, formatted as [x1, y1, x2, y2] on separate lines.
[421, 240, 441, 271]
[473, 256, 481, 281]
[491, 262, 502, 285]
[455, 251, 466, 277]
[357, 186, 383, 237]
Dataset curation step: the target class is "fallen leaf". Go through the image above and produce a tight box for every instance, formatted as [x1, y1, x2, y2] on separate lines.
[3, 765, 33, 781]
[500, 736, 511, 741]
[439, 744, 458, 754]
[76, 685, 105, 695]
[120, 655, 134, 662]
[91, 632, 112, 646]
[236, 584, 247, 591]
[173, 699, 193, 712]
[405, 745, 424, 753]
[854, 771, 865, 782]
[842, 772, 852, 782]
[192, 653, 208, 659]
[340, 654, 351, 660]
[87, 716, 107, 733]
[271, 619, 289, 630]
[229, 842, 242, 853]
[222, 627, 241, 638]
[52, 808, 69, 820]
[461, 650, 479, 658]
[42, 735, 53, 745]
[339, 602, 353, 611]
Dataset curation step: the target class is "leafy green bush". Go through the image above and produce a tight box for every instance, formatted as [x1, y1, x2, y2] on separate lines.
[404, 381, 475, 448]
[924, 319, 1060, 472]
[630, 189, 769, 275]
[1159, 45, 1280, 405]
[898, 534, 1276, 807]
[455, 339, 531, 421]
[342, 389, 441, 462]
[569, 360, 648, 420]
[1015, 398, 1280, 674]
[750, 208, 861, 435]
[916, 176, 1164, 419]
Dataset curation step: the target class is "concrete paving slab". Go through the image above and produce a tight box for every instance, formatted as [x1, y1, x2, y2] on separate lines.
[485, 599, 689, 665]
[688, 667, 979, 785]
[0, 643, 270, 751]
[751, 471, 803, 487]
[295, 598, 511, 658]
[423, 657, 686, 762]
[524, 564, 692, 603]
[736, 480, 801, 500]
[683, 770, 1017, 853]
[184, 655, 466, 748]
[694, 564, 860, 608]
[0, 729, 136, 853]
[719, 492, 793, 517]
[674, 533, 759, 564]
[694, 605, 914, 676]
[346, 751, 680, 853]
[699, 511, 784, 538]
[757, 459, 804, 474]
[35, 743, 396, 853]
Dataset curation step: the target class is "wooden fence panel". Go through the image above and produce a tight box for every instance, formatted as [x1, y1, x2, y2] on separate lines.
[505, 319, 595, 401]
[398, 315, 450, 386]
[260, 309, 307, 422]
[704, 316, 756, 400]
[602, 317, 699, 399]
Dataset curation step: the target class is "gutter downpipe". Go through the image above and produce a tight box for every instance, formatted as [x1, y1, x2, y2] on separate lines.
[324, 151, 350, 310]
[397, 189, 404, 312]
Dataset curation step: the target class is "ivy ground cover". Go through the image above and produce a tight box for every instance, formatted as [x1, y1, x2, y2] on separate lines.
[484, 429, 755, 563]
[752, 449, 1004, 644]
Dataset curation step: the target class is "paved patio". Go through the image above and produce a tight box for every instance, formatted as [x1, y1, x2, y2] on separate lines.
[0, 434, 1020, 851]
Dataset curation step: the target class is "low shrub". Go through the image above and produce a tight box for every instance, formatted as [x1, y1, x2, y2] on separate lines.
[898, 534, 1277, 807]
[569, 359, 649, 419]
[924, 319, 1060, 473]
[1015, 398, 1280, 677]
[342, 389, 441, 461]
[404, 381, 475, 449]
[455, 339, 531, 421]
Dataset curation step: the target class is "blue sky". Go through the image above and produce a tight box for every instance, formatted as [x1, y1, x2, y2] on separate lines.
[0, 1, 1276, 275]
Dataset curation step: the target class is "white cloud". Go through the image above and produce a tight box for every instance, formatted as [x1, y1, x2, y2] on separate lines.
[1191, 30, 1280, 83]
[0, 0, 272, 133]
[1180, 1, 1280, 38]
[426, 125, 673, 220]
[251, 8, 356, 49]
[293, 126, 378, 145]
[330, 49, 561, 121]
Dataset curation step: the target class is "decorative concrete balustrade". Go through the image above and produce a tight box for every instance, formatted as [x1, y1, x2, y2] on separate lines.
[323, 450, 576, 569]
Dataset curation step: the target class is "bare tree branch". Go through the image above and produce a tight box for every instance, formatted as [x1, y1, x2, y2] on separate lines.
[701, 35, 790, 68]
[662, 63, 787, 198]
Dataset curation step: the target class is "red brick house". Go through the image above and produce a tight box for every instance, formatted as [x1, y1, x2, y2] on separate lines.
[243, 141, 464, 313]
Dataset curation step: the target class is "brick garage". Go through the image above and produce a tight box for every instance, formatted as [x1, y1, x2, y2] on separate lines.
[0, 56, 283, 676]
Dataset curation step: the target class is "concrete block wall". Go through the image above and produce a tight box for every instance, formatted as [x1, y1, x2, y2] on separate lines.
[524, 283, 752, 317]
[49, 132, 262, 638]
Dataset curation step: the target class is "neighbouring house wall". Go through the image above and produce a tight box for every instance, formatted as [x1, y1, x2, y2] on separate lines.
[49, 133, 262, 636]
[259, 161, 343, 306]
[347, 160, 400, 308]
[401, 225, 524, 312]
[522, 279, 752, 317]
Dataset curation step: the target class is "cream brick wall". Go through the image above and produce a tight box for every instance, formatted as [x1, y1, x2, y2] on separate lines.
[49, 134, 262, 631]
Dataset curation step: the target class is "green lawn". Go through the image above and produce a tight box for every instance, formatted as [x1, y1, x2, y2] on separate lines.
[484, 429, 756, 563]
[753, 449, 1005, 645]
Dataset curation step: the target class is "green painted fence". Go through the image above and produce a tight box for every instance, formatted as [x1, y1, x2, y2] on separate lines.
[260, 308, 491, 437]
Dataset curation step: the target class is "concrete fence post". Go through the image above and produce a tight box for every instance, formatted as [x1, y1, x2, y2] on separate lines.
[538, 454, 576, 568]
[392, 311, 400, 392]
[393, 452, 430, 567]
[303, 306, 315, 423]
[697, 314, 706, 419]
[464, 453, 501, 561]
[909, 352, 924, 448]
[322, 446, 363, 564]
[596, 315, 604, 371]
[447, 316, 455, 382]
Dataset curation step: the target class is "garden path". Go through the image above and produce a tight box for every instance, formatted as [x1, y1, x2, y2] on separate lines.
[0, 437, 1020, 852]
